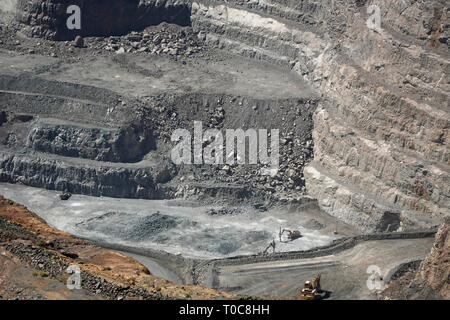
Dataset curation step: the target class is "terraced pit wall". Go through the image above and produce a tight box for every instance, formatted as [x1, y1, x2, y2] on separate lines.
[4, 0, 450, 231]
[0, 74, 175, 199]
[0, 65, 315, 199]
[189, 0, 449, 231]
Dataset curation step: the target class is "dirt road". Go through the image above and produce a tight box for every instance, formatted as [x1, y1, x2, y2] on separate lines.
[213, 238, 434, 299]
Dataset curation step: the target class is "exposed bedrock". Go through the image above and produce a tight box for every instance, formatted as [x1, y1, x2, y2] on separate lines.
[0, 73, 175, 199]
[0, 150, 176, 199]
[4, 0, 450, 231]
[0, 74, 127, 125]
[189, 0, 450, 231]
[411, 219, 449, 299]
[0, 74, 156, 163]
[15, 0, 192, 40]
[140, 92, 318, 201]
[26, 120, 155, 163]
[0, 71, 315, 201]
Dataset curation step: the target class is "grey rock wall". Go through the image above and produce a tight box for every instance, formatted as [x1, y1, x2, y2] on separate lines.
[16, 0, 192, 40]
[190, 0, 449, 231]
[26, 120, 154, 163]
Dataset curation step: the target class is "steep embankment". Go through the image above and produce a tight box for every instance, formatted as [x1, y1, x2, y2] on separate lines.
[0, 72, 177, 199]
[382, 218, 449, 299]
[410, 219, 449, 299]
[15, 0, 192, 40]
[1, 0, 449, 231]
[190, 0, 449, 232]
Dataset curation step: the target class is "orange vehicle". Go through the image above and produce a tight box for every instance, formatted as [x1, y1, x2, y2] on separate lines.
[300, 274, 324, 300]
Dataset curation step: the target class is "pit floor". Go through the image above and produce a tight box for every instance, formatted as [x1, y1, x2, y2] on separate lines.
[0, 182, 341, 259]
[0, 182, 434, 299]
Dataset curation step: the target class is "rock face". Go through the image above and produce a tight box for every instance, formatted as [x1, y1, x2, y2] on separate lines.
[0, 73, 176, 199]
[0, 150, 175, 199]
[189, 0, 449, 231]
[299, 1, 449, 232]
[16, 0, 192, 40]
[26, 120, 154, 163]
[2, 0, 449, 230]
[382, 219, 449, 299]
[411, 219, 449, 299]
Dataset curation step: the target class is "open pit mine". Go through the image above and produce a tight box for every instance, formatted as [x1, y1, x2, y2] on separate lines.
[0, 0, 448, 302]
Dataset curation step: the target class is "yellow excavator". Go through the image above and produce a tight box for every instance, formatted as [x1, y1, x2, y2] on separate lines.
[279, 227, 302, 242]
[299, 274, 325, 300]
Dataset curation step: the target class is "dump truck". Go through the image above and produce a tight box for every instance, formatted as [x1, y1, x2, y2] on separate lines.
[299, 274, 325, 300]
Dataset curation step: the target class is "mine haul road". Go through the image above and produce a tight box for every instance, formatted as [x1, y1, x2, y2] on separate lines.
[104, 232, 435, 300]
[210, 237, 434, 299]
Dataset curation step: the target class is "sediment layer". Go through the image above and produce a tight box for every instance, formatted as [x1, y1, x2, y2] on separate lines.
[1, 0, 449, 231]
